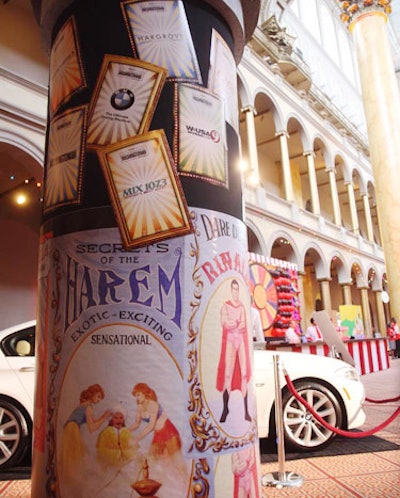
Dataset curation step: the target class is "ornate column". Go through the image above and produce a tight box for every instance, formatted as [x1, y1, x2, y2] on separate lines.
[360, 287, 373, 337]
[276, 130, 294, 202]
[30, 1, 261, 497]
[342, 283, 352, 305]
[361, 192, 374, 242]
[374, 290, 387, 336]
[319, 279, 332, 312]
[337, 0, 400, 319]
[327, 168, 342, 226]
[304, 150, 320, 215]
[346, 181, 359, 234]
[242, 105, 260, 185]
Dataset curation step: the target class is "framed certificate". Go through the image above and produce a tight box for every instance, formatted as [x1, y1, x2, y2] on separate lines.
[174, 83, 227, 187]
[122, 0, 202, 83]
[49, 17, 87, 115]
[208, 29, 239, 133]
[97, 130, 192, 249]
[87, 55, 167, 148]
[44, 106, 87, 212]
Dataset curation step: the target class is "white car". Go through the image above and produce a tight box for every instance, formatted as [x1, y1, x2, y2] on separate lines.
[0, 320, 35, 470]
[254, 346, 366, 451]
[0, 322, 366, 469]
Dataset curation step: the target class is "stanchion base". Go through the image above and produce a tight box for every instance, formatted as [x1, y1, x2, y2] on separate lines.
[261, 471, 304, 488]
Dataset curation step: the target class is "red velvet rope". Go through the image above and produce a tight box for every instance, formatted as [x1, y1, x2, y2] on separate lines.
[365, 395, 400, 404]
[283, 369, 400, 438]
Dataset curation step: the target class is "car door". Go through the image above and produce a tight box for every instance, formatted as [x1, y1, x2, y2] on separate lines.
[0, 324, 36, 407]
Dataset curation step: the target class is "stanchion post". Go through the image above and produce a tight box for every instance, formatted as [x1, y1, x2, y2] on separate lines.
[261, 354, 304, 489]
[274, 354, 286, 479]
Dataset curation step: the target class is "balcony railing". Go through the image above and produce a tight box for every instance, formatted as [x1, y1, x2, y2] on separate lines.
[244, 185, 384, 262]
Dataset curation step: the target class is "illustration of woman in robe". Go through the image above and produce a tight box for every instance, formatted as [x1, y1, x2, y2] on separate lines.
[129, 382, 190, 492]
[60, 383, 111, 481]
[129, 382, 181, 458]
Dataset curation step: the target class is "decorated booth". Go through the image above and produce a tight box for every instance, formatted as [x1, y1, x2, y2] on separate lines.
[248, 252, 389, 375]
[248, 252, 300, 340]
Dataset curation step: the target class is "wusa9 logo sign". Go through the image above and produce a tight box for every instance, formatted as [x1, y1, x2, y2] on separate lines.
[186, 125, 221, 143]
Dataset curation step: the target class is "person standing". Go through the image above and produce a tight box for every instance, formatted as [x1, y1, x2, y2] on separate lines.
[387, 322, 397, 358]
[390, 317, 400, 359]
[285, 319, 301, 344]
[305, 318, 323, 343]
[251, 306, 264, 342]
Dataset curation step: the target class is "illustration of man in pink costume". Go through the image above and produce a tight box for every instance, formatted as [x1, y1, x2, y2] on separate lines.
[217, 279, 252, 423]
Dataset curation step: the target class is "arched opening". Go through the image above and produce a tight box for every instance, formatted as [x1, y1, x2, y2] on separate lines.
[247, 225, 263, 255]
[0, 143, 43, 328]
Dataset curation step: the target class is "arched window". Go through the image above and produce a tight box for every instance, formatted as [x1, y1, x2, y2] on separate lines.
[290, 0, 321, 45]
[319, 4, 340, 66]
[337, 29, 356, 85]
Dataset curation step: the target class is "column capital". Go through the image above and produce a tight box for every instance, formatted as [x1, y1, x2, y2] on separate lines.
[275, 129, 289, 138]
[241, 105, 257, 115]
[336, 1, 392, 30]
[303, 150, 315, 158]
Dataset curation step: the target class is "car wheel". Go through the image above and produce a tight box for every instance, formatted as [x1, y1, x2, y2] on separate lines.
[0, 398, 30, 469]
[281, 381, 342, 452]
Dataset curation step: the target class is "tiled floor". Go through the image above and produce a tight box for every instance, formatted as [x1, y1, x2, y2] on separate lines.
[4, 442, 399, 497]
[260, 450, 400, 497]
[0, 480, 31, 497]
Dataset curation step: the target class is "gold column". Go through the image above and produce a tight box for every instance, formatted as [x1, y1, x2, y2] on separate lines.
[319, 279, 332, 312]
[242, 105, 260, 185]
[327, 168, 342, 226]
[337, 0, 400, 319]
[346, 181, 359, 234]
[374, 290, 387, 336]
[276, 130, 294, 201]
[304, 151, 320, 215]
[342, 283, 352, 305]
[362, 192, 374, 242]
[360, 287, 373, 337]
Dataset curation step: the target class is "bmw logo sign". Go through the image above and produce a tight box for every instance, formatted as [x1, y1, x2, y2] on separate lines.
[110, 89, 135, 110]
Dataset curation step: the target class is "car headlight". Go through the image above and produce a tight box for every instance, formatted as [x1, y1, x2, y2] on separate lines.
[335, 366, 360, 382]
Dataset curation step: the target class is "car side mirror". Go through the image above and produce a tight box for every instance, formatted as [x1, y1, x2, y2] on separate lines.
[15, 339, 31, 356]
